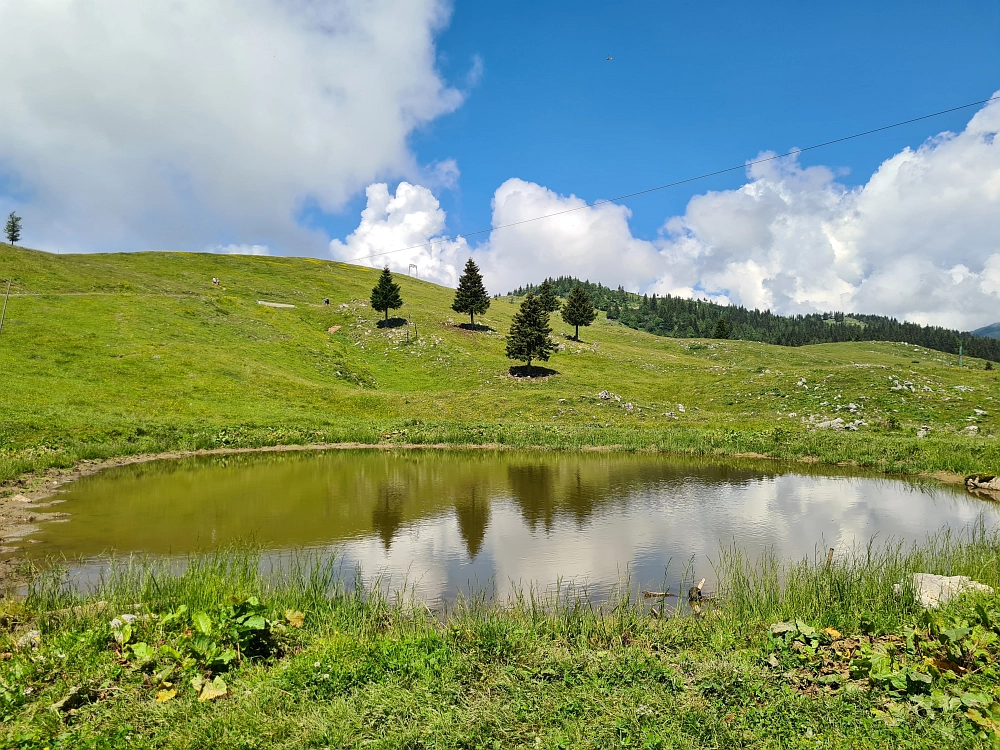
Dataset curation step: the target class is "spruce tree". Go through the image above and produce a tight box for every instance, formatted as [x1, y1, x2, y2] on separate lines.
[370, 266, 403, 321]
[537, 279, 560, 313]
[4, 212, 21, 245]
[712, 318, 731, 339]
[561, 284, 597, 341]
[506, 293, 556, 373]
[452, 258, 490, 326]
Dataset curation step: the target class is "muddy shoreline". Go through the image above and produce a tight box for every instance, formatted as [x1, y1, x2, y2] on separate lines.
[0, 442, 974, 591]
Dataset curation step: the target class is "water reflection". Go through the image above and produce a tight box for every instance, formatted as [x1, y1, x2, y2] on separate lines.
[15, 450, 999, 603]
[454, 485, 490, 559]
[371, 483, 406, 550]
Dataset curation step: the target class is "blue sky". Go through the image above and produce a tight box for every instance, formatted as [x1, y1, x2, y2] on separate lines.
[1, 0, 999, 328]
[322, 0, 1000, 242]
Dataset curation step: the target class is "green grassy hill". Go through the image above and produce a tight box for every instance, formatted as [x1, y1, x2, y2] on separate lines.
[974, 322, 1000, 340]
[1, 244, 998, 481]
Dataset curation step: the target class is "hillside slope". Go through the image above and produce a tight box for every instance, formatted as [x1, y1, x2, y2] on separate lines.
[974, 322, 1000, 340]
[511, 277, 1000, 359]
[0, 244, 998, 480]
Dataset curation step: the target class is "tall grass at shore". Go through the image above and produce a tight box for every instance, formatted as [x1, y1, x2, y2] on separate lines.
[19, 518, 1000, 640]
[6, 526, 1000, 747]
[714, 518, 1000, 637]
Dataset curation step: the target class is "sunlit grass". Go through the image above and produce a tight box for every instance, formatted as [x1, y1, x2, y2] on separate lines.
[6, 527, 1000, 748]
[1, 244, 999, 487]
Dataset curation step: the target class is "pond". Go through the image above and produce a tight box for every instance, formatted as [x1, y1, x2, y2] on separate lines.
[16, 450, 1000, 603]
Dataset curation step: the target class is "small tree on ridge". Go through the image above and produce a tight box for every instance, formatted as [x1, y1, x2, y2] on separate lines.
[506, 293, 556, 373]
[370, 266, 403, 321]
[561, 284, 597, 341]
[4, 212, 21, 245]
[452, 258, 490, 326]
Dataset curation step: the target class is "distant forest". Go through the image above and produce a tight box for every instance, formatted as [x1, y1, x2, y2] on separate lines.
[506, 277, 1000, 363]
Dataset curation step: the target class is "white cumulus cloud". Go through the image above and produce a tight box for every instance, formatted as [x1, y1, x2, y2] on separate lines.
[0, 0, 462, 254]
[321, 94, 1000, 330]
[329, 182, 469, 286]
[657, 94, 1000, 329]
[475, 179, 664, 295]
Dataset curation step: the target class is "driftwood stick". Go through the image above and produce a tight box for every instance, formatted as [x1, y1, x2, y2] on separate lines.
[642, 590, 678, 599]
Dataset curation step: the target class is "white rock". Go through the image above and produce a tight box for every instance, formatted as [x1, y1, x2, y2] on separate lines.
[910, 573, 993, 609]
[967, 475, 1000, 491]
[109, 613, 137, 630]
[15, 630, 41, 651]
[916, 426, 931, 438]
[677, 404, 685, 413]
[974, 409, 988, 416]
[962, 425, 980, 435]
[815, 418, 845, 430]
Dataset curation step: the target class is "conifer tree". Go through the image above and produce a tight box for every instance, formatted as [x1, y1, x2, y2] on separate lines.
[537, 279, 560, 313]
[506, 293, 556, 373]
[370, 266, 403, 321]
[4, 212, 21, 245]
[451, 258, 490, 325]
[712, 318, 731, 339]
[561, 284, 597, 341]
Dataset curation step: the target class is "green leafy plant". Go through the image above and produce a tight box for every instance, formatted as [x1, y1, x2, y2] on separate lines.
[116, 596, 283, 701]
[767, 599, 1000, 741]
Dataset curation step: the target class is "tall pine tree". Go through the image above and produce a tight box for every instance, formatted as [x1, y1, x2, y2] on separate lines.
[370, 266, 403, 321]
[452, 258, 490, 325]
[506, 293, 556, 373]
[4, 212, 21, 245]
[561, 285, 597, 341]
[537, 279, 560, 313]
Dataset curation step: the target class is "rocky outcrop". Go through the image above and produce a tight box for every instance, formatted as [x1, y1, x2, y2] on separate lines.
[966, 474, 1000, 492]
[907, 573, 994, 609]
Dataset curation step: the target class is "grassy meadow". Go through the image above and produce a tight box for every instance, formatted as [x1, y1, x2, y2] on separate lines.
[4, 245, 1000, 747]
[1, 243, 998, 485]
[4, 526, 1000, 748]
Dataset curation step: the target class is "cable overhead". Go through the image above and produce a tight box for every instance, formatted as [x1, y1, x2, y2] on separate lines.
[358, 94, 1000, 262]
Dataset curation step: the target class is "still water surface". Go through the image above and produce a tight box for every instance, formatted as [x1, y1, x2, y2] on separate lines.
[22, 450, 1000, 602]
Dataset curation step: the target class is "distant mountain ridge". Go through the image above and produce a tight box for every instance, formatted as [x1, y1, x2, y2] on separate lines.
[508, 277, 1000, 363]
[973, 323, 1000, 340]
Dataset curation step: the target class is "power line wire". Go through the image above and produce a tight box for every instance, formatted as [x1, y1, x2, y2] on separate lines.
[357, 94, 1000, 262]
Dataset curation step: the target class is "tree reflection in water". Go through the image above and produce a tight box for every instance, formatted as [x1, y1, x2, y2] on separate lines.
[371, 483, 406, 549]
[453, 485, 490, 558]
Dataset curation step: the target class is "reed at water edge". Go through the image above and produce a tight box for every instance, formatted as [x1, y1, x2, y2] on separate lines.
[18, 516, 1000, 641]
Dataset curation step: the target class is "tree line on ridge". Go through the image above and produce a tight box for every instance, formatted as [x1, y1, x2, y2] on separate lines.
[370, 264, 999, 373]
[508, 276, 1000, 363]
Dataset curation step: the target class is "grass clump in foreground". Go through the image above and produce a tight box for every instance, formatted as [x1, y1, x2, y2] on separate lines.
[4, 524, 1000, 748]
